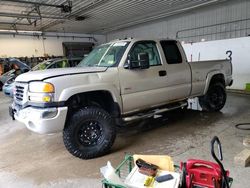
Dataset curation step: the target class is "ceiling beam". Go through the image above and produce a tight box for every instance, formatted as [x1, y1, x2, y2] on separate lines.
[40, 0, 110, 31]
[1, 0, 70, 9]
[0, 12, 67, 20]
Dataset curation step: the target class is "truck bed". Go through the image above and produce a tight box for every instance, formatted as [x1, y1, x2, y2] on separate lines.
[189, 59, 232, 96]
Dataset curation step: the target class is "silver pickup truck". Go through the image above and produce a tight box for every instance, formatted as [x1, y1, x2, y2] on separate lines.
[10, 38, 233, 159]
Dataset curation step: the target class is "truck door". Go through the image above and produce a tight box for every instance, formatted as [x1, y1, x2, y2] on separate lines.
[119, 41, 169, 114]
[159, 40, 192, 100]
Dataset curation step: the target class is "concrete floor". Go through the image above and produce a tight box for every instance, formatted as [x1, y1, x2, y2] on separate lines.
[0, 92, 250, 188]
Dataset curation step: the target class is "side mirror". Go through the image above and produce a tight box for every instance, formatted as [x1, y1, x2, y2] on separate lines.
[138, 53, 150, 69]
[126, 53, 150, 69]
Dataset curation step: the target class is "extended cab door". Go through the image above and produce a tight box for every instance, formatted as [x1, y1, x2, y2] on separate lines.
[159, 40, 192, 100]
[119, 40, 169, 114]
[119, 40, 192, 114]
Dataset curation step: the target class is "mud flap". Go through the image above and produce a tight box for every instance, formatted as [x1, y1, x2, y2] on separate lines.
[9, 106, 15, 120]
[187, 97, 202, 111]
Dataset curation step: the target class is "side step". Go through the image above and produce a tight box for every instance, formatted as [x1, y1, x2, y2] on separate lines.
[123, 102, 187, 122]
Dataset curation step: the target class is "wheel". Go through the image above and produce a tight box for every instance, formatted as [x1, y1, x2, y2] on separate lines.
[199, 83, 226, 112]
[63, 106, 116, 159]
[0, 82, 3, 91]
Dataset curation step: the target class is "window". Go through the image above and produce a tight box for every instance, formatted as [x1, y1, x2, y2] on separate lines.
[69, 59, 81, 67]
[160, 41, 182, 64]
[78, 42, 129, 67]
[129, 41, 161, 66]
[56, 60, 70, 68]
[46, 60, 69, 69]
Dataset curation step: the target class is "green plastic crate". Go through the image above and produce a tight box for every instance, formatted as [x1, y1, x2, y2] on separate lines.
[246, 83, 250, 91]
[102, 155, 133, 188]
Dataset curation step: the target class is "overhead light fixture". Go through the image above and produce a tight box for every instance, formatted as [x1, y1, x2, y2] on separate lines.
[0, 29, 42, 34]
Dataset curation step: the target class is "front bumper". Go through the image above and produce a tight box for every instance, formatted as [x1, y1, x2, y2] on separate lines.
[10, 103, 68, 134]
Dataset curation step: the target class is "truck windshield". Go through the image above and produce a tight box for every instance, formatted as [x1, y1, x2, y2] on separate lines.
[78, 42, 129, 67]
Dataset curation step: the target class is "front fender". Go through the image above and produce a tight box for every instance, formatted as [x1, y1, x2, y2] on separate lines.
[58, 83, 122, 109]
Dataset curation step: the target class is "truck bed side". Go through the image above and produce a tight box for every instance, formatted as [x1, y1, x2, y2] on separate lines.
[189, 59, 232, 97]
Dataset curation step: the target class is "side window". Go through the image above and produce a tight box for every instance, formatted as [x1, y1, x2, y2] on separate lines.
[160, 41, 182, 64]
[47, 62, 57, 69]
[130, 41, 161, 66]
[56, 60, 70, 68]
[69, 59, 81, 67]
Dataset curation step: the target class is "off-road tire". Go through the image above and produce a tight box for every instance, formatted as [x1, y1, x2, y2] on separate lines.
[63, 107, 116, 159]
[199, 83, 226, 112]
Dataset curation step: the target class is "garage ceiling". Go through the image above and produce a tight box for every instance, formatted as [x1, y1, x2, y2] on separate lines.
[0, 0, 226, 34]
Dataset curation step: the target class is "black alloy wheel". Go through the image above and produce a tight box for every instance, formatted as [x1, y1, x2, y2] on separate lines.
[199, 83, 226, 112]
[63, 106, 116, 159]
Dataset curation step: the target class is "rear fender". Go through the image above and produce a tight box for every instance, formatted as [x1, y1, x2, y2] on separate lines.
[203, 71, 225, 95]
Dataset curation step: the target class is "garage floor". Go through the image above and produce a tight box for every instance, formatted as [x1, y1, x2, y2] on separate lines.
[0, 92, 249, 188]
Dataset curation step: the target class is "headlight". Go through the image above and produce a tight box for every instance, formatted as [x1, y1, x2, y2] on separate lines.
[28, 82, 54, 103]
[29, 82, 54, 93]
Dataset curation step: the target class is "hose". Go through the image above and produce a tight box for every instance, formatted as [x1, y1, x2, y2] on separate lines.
[235, 123, 250, 130]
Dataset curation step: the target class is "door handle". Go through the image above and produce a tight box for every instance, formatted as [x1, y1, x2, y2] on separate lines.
[159, 70, 167, 77]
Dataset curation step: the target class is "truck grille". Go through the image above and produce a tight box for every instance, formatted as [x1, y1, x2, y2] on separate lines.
[15, 85, 24, 101]
[14, 82, 28, 105]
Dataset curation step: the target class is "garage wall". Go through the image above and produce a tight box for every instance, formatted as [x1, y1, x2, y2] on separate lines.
[106, 0, 250, 43]
[183, 36, 250, 90]
[0, 32, 105, 57]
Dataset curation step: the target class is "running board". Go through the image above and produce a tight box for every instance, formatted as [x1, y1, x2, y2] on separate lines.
[123, 102, 187, 122]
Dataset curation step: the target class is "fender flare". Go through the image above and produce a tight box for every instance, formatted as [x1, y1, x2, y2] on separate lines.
[58, 83, 122, 110]
[203, 71, 225, 95]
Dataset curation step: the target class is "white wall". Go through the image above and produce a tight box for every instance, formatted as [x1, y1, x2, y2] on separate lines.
[0, 32, 105, 57]
[183, 36, 250, 90]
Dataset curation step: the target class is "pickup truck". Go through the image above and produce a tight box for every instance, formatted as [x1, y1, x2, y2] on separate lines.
[10, 38, 233, 159]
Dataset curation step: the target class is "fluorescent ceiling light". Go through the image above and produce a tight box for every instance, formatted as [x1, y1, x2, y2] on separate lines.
[0, 29, 42, 34]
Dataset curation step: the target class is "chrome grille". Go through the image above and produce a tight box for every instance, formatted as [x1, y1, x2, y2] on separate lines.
[14, 82, 28, 105]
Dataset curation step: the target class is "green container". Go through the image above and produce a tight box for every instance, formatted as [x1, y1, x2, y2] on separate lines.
[102, 155, 134, 188]
[246, 83, 250, 91]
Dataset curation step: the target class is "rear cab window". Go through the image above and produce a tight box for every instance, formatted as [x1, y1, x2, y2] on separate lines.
[160, 41, 182, 64]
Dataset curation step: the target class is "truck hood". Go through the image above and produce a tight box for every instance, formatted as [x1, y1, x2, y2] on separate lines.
[15, 67, 107, 82]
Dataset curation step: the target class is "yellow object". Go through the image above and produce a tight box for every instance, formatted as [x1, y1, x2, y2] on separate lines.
[42, 96, 51, 102]
[133, 154, 174, 172]
[144, 176, 154, 187]
[43, 83, 54, 93]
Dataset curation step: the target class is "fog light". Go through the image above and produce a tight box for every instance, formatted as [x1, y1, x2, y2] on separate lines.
[28, 121, 35, 129]
[29, 95, 53, 102]
[42, 96, 51, 102]
[41, 108, 58, 119]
